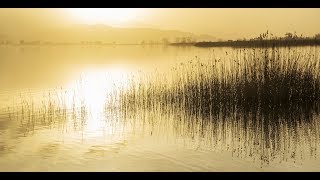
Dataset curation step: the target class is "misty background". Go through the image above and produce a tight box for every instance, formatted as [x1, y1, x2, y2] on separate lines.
[0, 8, 319, 44]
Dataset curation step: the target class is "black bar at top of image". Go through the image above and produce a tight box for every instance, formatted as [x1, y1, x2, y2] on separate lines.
[1, 0, 320, 8]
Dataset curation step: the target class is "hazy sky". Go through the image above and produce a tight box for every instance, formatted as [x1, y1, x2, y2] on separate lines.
[142, 8, 320, 39]
[0, 8, 319, 40]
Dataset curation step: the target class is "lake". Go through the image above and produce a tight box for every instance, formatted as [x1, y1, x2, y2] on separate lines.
[0, 45, 320, 171]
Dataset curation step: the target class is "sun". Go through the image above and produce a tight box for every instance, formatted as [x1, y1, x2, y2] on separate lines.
[67, 8, 143, 26]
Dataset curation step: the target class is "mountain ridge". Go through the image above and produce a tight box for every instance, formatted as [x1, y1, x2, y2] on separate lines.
[0, 24, 217, 44]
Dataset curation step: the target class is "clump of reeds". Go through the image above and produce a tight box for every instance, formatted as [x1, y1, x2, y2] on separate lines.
[7, 88, 88, 135]
[118, 46, 320, 119]
[113, 46, 320, 164]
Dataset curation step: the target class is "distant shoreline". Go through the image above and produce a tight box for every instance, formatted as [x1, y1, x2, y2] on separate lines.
[193, 39, 320, 48]
[1, 39, 320, 47]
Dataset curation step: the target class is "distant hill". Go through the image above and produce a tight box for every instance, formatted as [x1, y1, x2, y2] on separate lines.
[0, 9, 217, 44]
[0, 24, 217, 44]
[197, 34, 219, 41]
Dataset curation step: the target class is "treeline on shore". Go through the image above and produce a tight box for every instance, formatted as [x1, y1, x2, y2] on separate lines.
[194, 31, 320, 47]
[194, 38, 320, 48]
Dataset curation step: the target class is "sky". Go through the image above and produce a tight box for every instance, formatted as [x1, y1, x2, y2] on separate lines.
[0, 8, 319, 40]
[142, 8, 320, 39]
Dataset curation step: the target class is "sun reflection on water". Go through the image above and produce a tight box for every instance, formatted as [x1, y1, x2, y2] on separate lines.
[64, 67, 130, 136]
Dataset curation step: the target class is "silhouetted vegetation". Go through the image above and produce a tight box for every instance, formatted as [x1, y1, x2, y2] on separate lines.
[115, 46, 320, 164]
[195, 31, 320, 47]
[119, 46, 320, 116]
[195, 39, 320, 48]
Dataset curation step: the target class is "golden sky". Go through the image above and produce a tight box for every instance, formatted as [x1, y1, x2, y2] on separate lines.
[143, 8, 320, 39]
[0, 8, 319, 40]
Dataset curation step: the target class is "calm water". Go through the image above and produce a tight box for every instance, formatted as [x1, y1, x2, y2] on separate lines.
[0, 45, 320, 171]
